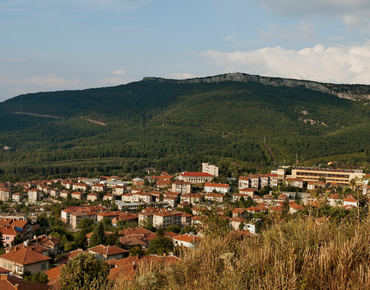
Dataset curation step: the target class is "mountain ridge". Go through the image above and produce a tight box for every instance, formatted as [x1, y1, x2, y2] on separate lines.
[143, 72, 370, 101]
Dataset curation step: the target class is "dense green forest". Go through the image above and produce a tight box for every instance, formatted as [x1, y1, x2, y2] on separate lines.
[1, 76, 370, 181]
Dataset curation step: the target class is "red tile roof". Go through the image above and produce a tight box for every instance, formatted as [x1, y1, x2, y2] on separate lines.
[0, 274, 52, 290]
[88, 245, 128, 256]
[0, 247, 51, 265]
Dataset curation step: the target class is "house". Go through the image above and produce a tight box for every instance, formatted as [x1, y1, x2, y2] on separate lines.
[343, 196, 359, 207]
[0, 188, 11, 201]
[60, 190, 69, 199]
[71, 191, 85, 200]
[181, 212, 192, 227]
[50, 189, 60, 198]
[12, 193, 24, 202]
[0, 219, 35, 240]
[173, 234, 202, 249]
[96, 211, 122, 223]
[178, 172, 213, 184]
[0, 275, 52, 290]
[157, 180, 172, 189]
[0, 226, 22, 247]
[238, 176, 250, 190]
[204, 193, 224, 203]
[61, 181, 73, 189]
[230, 217, 246, 231]
[172, 181, 192, 194]
[152, 210, 182, 228]
[103, 194, 114, 201]
[180, 193, 202, 204]
[285, 178, 304, 189]
[112, 212, 138, 226]
[112, 186, 126, 196]
[88, 245, 128, 261]
[163, 196, 177, 207]
[29, 235, 61, 256]
[289, 202, 305, 214]
[69, 212, 97, 229]
[91, 184, 106, 193]
[0, 247, 52, 275]
[27, 189, 41, 202]
[132, 178, 145, 187]
[239, 188, 255, 197]
[328, 194, 341, 207]
[249, 175, 260, 189]
[204, 183, 230, 194]
[132, 192, 154, 203]
[72, 183, 89, 191]
[268, 174, 279, 187]
[87, 193, 99, 202]
[260, 175, 269, 188]
[232, 208, 247, 218]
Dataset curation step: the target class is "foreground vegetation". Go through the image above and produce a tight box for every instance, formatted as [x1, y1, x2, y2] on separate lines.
[119, 216, 370, 289]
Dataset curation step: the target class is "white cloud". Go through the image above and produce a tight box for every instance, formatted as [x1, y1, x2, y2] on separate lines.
[24, 73, 79, 87]
[200, 42, 370, 84]
[112, 69, 126, 75]
[257, 0, 370, 31]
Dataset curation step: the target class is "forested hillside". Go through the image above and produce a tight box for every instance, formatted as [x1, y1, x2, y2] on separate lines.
[1, 74, 370, 181]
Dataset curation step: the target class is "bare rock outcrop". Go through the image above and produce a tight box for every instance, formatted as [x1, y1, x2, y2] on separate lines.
[143, 73, 370, 101]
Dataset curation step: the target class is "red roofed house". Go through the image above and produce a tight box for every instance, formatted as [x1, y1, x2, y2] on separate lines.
[88, 245, 128, 261]
[343, 196, 358, 207]
[0, 247, 52, 275]
[87, 193, 99, 202]
[204, 193, 224, 203]
[72, 183, 89, 191]
[0, 274, 52, 290]
[204, 183, 230, 194]
[91, 183, 106, 193]
[153, 210, 182, 228]
[178, 172, 213, 184]
[157, 180, 172, 189]
[0, 226, 21, 247]
[238, 176, 250, 190]
[71, 191, 85, 200]
[173, 234, 202, 249]
[289, 202, 305, 214]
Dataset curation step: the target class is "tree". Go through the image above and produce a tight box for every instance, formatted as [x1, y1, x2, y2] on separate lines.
[89, 222, 106, 247]
[59, 252, 110, 290]
[146, 236, 173, 255]
[24, 271, 49, 284]
[129, 246, 145, 256]
[74, 231, 87, 249]
[165, 225, 181, 234]
[0, 231, 5, 249]
[12, 234, 23, 245]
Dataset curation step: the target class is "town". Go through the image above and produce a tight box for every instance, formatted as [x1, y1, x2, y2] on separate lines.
[0, 162, 367, 289]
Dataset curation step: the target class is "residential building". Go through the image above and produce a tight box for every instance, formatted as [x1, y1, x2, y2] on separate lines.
[96, 211, 121, 223]
[249, 175, 260, 189]
[88, 245, 128, 261]
[132, 192, 154, 203]
[70, 212, 97, 229]
[238, 176, 250, 190]
[87, 193, 99, 202]
[173, 234, 202, 249]
[50, 189, 60, 198]
[71, 191, 85, 200]
[0, 188, 11, 201]
[180, 193, 202, 204]
[178, 172, 213, 184]
[0, 275, 52, 290]
[291, 166, 365, 185]
[12, 193, 24, 202]
[60, 190, 69, 199]
[27, 189, 41, 202]
[202, 163, 219, 177]
[239, 188, 255, 197]
[72, 183, 89, 191]
[91, 184, 106, 193]
[204, 183, 230, 194]
[152, 210, 182, 228]
[285, 178, 304, 188]
[343, 196, 359, 207]
[289, 202, 305, 214]
[172, 181, 192, 194]
[132, 178, 144, 187]
[103, 194, 114, 201]
[157, 180, 172, 188]
[29, 235, 61, 256]
[268, 174, 279, 187]
[204, 193, 224, 203]
[271, 167, 286, 179]
[0, 247, 52, 275]
[112, 186, 126, 196]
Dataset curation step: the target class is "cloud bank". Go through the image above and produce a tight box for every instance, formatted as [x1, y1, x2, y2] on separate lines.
[200, 42, 370, 84]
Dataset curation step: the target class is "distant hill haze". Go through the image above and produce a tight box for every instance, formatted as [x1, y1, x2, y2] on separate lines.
[0, 73, 370, 181]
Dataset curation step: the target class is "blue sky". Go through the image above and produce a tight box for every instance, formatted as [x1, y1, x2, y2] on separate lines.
[1, 0, 370, 101]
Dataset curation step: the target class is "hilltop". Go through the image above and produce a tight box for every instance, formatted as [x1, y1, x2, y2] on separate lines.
[1, 73, 370, 181]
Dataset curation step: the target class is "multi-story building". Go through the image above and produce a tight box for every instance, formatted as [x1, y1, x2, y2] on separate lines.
[291, 167, 365, 185]
[70, 212, 97, 229]
[28, 189, 41, 202]
[249, 175, 260, 189]
[72, 183, 89, 191]
[179, 172, 213, 184]
[204, 193, 224, 203]
[204, 183, 230, 194]
[87, 193, 99, 202]
[50, 189, 60, 198]
[238, 176, 250, 190]
[152, 210, 182, 228]
[157, 180, 172, 189]
[172, 181, 192, 194]
[71, 192, 85, 200]
[0, 188, 11, 201]
[268, 174, 279, 187]
[91, 184, 106, 193]
[60, 190, 69, 199]
[202, 163, 219, 177]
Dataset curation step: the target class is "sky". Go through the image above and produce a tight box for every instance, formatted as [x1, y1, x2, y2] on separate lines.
[1, 0, 370, 101]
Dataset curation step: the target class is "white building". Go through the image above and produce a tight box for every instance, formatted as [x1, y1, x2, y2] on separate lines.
[204, 183, 230, 194]
[202, 163, 219, 177]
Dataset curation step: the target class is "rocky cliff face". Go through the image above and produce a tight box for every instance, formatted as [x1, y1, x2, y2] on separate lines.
[143, 73, 370, 101]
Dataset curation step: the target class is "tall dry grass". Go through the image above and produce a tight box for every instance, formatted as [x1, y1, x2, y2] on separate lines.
[115, 217, 370, 290]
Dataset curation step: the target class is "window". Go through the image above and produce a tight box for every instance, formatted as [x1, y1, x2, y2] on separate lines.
[41, 263, 47, 270]
[3, 262, 6, 268]
[5, 237, 9, 240]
